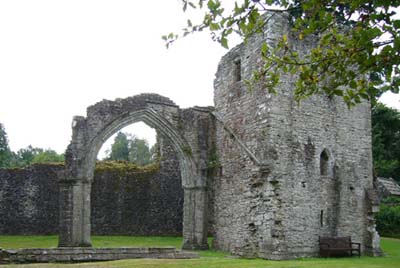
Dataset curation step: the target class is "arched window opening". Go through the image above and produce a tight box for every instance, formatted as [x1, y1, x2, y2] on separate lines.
[92, 121, 184, 238]
[320, 149, 329, 176]
[98, 122, 157, 166]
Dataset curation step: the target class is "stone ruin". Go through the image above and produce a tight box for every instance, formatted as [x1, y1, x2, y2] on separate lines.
[60, 94, 214, 250]
[211, 13, 381, 259]
[51, 13, 381, 259]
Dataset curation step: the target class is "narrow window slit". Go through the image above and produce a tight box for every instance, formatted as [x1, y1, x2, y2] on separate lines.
[234, 58, 241, 82]
[320, 150, 329, 176]
[320, 210, 324, 227]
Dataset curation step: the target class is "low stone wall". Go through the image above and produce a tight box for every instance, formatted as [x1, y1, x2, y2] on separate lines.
[0, 160, 183, 235]
[0, 247, 198, 264]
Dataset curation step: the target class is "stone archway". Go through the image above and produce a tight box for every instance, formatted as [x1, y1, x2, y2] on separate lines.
[59, 94, 209, 250]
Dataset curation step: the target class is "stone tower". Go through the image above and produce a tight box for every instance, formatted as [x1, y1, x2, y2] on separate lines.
[211, 12, 381, 259]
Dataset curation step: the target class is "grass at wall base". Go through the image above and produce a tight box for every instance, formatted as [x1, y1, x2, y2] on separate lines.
[0, 236, 399, 268]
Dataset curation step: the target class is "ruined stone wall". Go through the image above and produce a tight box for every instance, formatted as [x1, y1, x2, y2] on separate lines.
[0, 164, 60, 234]
[0, 138, 183, 235]
[91, 138, 183, 235]
[212, 13, 377, 259]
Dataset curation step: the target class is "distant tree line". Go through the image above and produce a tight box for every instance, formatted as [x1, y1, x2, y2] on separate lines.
[0, 123, 155, 168]
[0, 125, 64, 168]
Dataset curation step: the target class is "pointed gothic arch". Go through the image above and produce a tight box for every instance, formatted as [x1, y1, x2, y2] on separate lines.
[59, 94, 209, 250]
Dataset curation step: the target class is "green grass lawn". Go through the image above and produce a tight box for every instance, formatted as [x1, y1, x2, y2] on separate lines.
[0, 236, 399, 268]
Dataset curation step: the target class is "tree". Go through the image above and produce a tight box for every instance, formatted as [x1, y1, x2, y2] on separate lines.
[106, 132, 154, 166]
[8, 146, 64, 167]
[0, 124, 64, 168]
[372, 103, 400, 182]
[0, 123, 12, 168]
[32, 150, 64, 164]
[12, 145, 43, 167]
[165, 0, 400, 106]
[128, 137, 152, 166]
[108, 132, 130, 161]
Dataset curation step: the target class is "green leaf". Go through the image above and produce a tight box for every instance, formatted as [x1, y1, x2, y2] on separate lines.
[220, 36, 228, 49]
[350, 80, 357, 89]
[207, 0, 216, 10]
[333, 90, 343, 96]
[210, 22, 220, 31]
[261, 43, 268, 57]
[394, 20, 400, 29]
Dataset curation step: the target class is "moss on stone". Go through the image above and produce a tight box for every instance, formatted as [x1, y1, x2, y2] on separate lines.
[94, 161, 160, 177]
[207, 146, 221, 170]
[182, 146, 193, 157]
[0, 162, 65, 171]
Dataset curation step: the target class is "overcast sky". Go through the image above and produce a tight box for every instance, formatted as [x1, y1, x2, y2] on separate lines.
[1, 1, 399, 157]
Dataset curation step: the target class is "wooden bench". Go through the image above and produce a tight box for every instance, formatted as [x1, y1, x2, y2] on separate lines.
[319, 236, 361, 257]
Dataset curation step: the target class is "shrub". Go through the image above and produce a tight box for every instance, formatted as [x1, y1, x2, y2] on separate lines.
[375, 196, 400, 238]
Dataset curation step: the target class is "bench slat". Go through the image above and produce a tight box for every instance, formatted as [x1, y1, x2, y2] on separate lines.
[319, 236, 360, 258]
